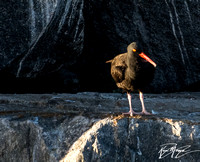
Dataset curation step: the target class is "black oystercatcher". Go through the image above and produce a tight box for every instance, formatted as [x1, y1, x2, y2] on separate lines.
[106, 42, 157, 116]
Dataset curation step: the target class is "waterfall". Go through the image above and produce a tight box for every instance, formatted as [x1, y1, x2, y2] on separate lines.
[184, 0, 192, 25]
[73, 0, 84, 42]
[29, 0, 36, 44]
[45, 0, 50, 25]
[57, 0, 84, 44]
[58, 0, 72, 33]
[171, 0, 189, 62]
[17, 0, 58, 77]
[165, 0, 185, 65]
[29, 0, 58, 44]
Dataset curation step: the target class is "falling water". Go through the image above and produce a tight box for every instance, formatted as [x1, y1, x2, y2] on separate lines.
[18, 0, 37, 77]
[58, 0, 72, 33]
[17, 0, 58, 77]
[165, 0, 185, 65]
[29, 0, 36, 44]
[58, 0, 84, 40]
[184, 0, 192, 25]
[73, 0, 84, 42]
[165, 0, 196, 86]
[45, 0, 50, 25]
[171, 0, 189, 62]
[29, 0, 58, 44]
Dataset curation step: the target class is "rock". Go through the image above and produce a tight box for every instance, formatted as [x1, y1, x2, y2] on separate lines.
[63, 117, 200, 162]
[0, 0, 84, 93]
[0, 92, 200, 161]
[14, 0, 84, 78]
[0, 118, 55, 162]
[0, 0, 200, 93]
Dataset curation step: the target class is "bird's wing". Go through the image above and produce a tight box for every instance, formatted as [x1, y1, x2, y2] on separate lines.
[111, 65, 126, 83]
[110, 53, 127, 83]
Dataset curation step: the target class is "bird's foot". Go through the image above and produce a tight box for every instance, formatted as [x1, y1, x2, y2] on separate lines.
[139, 110, 152, 115]
[122, 111, 140, 116]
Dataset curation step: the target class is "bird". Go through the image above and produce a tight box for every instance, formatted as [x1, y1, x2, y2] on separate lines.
[106, 42, 157, 116]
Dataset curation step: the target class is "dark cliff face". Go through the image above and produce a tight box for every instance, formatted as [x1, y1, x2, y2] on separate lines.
[0, 0, 199, 93]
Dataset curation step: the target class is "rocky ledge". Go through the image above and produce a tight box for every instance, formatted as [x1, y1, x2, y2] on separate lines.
[0, 92, 200, 161]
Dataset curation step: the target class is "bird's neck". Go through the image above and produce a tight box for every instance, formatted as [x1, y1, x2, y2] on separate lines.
[126, 53, 138, 80]
[127, 53, 138, 70]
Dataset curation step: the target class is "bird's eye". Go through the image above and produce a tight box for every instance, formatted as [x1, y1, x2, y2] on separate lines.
[133, 49, 136, 52]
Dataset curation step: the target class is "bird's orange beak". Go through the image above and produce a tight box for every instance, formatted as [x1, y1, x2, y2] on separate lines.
[139, 52, 157, 67]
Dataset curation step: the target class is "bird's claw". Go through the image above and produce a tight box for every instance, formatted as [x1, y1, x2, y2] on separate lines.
[123, 111, 152, 116]
[139, 111, 152, 115]
[122, 111, 140, 116]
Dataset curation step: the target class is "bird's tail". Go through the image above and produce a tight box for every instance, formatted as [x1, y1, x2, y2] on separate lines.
[105, 59, 113, 63]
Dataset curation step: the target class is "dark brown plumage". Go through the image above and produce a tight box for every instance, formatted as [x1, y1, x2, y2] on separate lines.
[106, 42, 156, 116]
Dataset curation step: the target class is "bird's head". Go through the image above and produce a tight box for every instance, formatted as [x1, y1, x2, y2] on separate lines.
[127, 42, 157, 67]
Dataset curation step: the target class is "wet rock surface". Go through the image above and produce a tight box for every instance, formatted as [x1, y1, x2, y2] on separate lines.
[0, 0, 83, 93]
[0, 92, 200, 161]
[0, 0, 200, 93]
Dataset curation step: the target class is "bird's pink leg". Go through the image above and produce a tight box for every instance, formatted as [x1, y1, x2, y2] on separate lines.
[139, 91, 152, 115]
[123, 92, 139, 116]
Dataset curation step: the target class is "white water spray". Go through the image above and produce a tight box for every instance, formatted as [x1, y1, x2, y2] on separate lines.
[165, 0, 185, 65]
